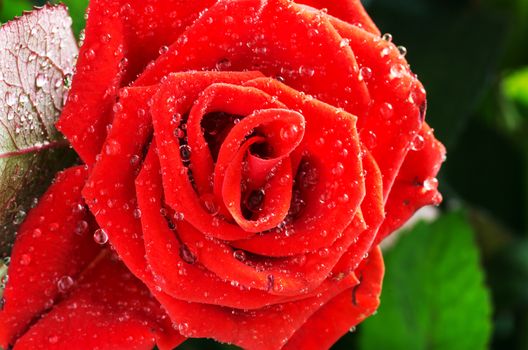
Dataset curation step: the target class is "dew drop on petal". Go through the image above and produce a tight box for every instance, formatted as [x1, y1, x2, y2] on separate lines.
[280, 124, 299, 140]
[246, 189, 265, 212]
[133, 208, 142, 219]
[57, 275, 74, 292]
[379, 102, 394, 119]
[173, 212, 185, 221]
[19, 254, 31, 266]
[423, 177, 438, 191]
[361, 130, 377, 149]
[381, 33, 393, 42]
[159, 45, 169, 55]
[180, 144, 191, 161]
[200, 193, 219, 215]
[179, 245, 196, 264]
[233, 250, 247, 262]
[74, 220, 88, 235]
[410, 134, 425, 151]
[332, 162, 345, 176]
[359, 66, 372, 81]
[298, 65, 315, 77]
[397, 45, 408, 57]
[93, 229, 109, 245]
[84, 48, 96, 60]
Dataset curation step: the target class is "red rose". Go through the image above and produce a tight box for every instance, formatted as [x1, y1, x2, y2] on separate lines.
[0, 0, 445, 349]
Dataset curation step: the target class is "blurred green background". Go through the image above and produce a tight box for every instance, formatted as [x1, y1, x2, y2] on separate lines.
[2, 0, 528, 349]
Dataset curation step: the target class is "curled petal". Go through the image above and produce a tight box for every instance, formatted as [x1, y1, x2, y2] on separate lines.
[375, 123, 446, 244]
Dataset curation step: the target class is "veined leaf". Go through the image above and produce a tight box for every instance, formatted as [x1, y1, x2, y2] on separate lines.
[359, 212, 492, 350]
[0, 5, 78, 256]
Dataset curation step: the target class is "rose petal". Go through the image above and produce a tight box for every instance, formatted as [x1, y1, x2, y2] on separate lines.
[296, 0, 380, 35]
[82, 86, 155, 279]
[11, 253, 184, 350]
[329, 16, 426, 199]
[135, 0, 370, 116]
[57, 0, 215, 165]
[152, 271, 359, 350]
[0, 167, 100, 348]
[284, 247, 384, 349]
[374, 123, 446, 244]
[332, 149, 385, 274]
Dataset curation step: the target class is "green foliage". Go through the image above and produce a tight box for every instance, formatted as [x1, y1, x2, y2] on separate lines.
[359, 212, 492, 350]
[0, 0, 32, 22]
[503, 67, 528, 112]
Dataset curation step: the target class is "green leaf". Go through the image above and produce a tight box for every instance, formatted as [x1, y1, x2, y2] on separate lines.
[0, 0, 33, 23]
[359, 212, 492, 350]
[0, 5, 78, 256]
[503, 67, 528, 111]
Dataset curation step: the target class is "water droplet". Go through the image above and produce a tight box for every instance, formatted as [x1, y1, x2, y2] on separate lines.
[332, 162, 345, 176]
[174, 127, 185, 139]
[180, 144, 191, 161]
[338, 193, 350, 203]
[379, 102, 394, 119]
[48, 335, 59, 344]
[233, 250, 246, 262]
[298, 65, 315, 77]
[359, 66, 372, 81]
[57, 275, 74, 292]
[93, 229, 109, 245]
[390, 64, 406, 80]
[35, 73, 47, 88]
[5, 91, 16, 106]
[74, 220, 88, 235]
[133, 208, 142, 219]
[266, 274, 275, 291]
[173, 212, 185, 221]
[84, 48, 96, 60]
[32, 228, 42, 238]
[381, 33, 393, 42]
[100, 33, 111, 43]
[397, 45, 407, 57]
[112, 102, 123, 113]
[159, 45, 169, 55]
[105, 139, 121, 155]
[423, 177, 438, 191]
[362, 130, 377, 149]
[130, 155, 141, 166]
[339, 38, 350, 48]
[246, 189, 265, 212]
[280, 124, 299, 140]
[179, 245, 196, 264]
[410, 134, 425, 151]
[200, 194, 219, 215]
[20, 254, 31, 266]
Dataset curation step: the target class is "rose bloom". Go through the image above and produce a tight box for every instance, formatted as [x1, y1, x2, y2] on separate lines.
[0, 0, 445, 349]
